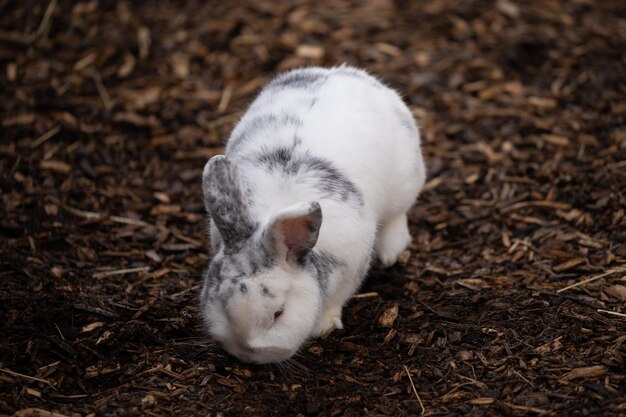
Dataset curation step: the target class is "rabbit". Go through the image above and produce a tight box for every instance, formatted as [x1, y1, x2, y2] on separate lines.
[200, 65, 426, 364]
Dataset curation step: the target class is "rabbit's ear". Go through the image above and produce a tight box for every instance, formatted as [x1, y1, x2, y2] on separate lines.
[203, 156, 255, 249]
[265, 202, 322, 265]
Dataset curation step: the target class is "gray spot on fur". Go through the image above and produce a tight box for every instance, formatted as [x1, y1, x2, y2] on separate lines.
[228, 113, 303, 153]
[203, 256, 223, 287]
[200, 236, 275, 311]
[308, 251, 345, 292]
[394, 105, 417, 135]
[222, 242, 274, 284]
[220, 286, 234, 306]
[200, 266, 215, 306]
[251, 145, 364, 207]
[260, 284, 276, 298]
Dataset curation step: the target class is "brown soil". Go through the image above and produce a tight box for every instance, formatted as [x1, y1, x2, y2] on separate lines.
[1, 1, 625, 416]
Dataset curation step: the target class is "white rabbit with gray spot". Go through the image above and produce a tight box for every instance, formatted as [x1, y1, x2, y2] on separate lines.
[200, 66, 425, 363]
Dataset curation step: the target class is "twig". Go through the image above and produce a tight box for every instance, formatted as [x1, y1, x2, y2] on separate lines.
[500, 200, 571, 213]
[513, 369, 535, 387]
[557, 266, 626, 293]
[418, 300, 437, 314]
[109, 215, 153, 228]
[458, 373, 487, 390]
[440, 382, 475, 401]
[0, 367, 55, 387]
[198, 111, 242, 129]
[217, 86, 233, 113]
[351, 292, 379, 299]
[30, 125, 61, 148]
[403, 365, 425, 415]
[38, 0, 57, 41]
[597, 309, 626, 319]
[504, 402, 554, 416]
[6, 408, 70, 417]
[0, 0, 57, 44]
[93, 266, 150, 279]
[54, 200, 101, 220]
[142, 365, 184, 380]
[73, 302, 120, 318]
[92, 70, 113, 111]
[48, 196, 154, 228]
[10, 155, 22, 177]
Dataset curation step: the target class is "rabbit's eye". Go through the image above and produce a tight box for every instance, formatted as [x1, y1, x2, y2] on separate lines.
[273, 309, 283, 320]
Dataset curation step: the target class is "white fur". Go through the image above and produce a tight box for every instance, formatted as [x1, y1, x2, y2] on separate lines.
[209, 263, 321, 363]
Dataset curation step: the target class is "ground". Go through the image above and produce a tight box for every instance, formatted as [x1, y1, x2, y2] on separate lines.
[1, 0, 625, 416]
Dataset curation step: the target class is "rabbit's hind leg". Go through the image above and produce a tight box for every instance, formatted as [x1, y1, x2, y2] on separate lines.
[375, 213, 411, 268]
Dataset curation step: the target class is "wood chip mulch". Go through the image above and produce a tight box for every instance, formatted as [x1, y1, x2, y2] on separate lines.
[1, 0, 625, 416]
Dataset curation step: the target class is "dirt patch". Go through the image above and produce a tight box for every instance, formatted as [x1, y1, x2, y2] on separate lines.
[1, 0, 625, 416]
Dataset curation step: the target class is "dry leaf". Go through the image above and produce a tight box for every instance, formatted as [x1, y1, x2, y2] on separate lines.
[534, 337, 563, 355]
[528, 97, 557, 109]
[113, 112, 161, 128]
[3, 113, 35, 127]
[122, 86, 161, 109]
[456, 350, 474, 360]
[137, 26, 151, 59]
[405, 334, 422, 345]
[470, 397, 495, 405]
[603, 285, 626, 301]
[553, 258, 585, 272]
[50, 266, 64, 278]
[295, 45, 325, 59]
[40, 160, 71, 174]
[13, 409, 72, 417]
[150, 204, 181, 215]
[118, 53, 136, 77]
[541, 134, 570, 146]
[455, 278, 489, 290]
[378, 304, 399, 327]
[96, 330, 113, 345]
[561, 365, 607, 381]
[141, 394, 157, 406]
[171, 52, 190, 78]
[81, 321, 105, 333]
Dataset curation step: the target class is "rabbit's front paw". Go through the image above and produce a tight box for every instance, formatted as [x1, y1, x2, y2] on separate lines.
[313, 307, 343, 338]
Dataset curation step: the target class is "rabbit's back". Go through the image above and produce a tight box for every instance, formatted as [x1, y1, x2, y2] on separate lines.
[226, 66, 425, 224]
